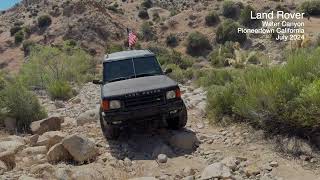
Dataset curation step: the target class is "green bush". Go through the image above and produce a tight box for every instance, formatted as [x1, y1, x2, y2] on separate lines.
[0, 81, 47, 132]
[140, 22, 155, 41]
[141, 0, 153, 9]
[186, 32, 212, 56]
[300, 0, 320, 16]
[222, 0, 240, 19]
[246, 51, 260, 64]
[204, 48, 320, 139]
[240, 5, 260, 28]
[165, 64, 193, 83]
[38, 15, 52, 28]
[209, 42, 235, 67]
[105, 44, 124, 54]
[22, 40, 35, 56]
[47, 80, 72, 100]
[19, 44, 95, 96]
[10, 26, 22, 36]
[205, 11, 220, 26]
[14, 30, 24, 44]
[157, 50, 193, 69]
[166, 34, 179, 47]
[216, 19, 247, 44]
[138, 9, 149, 19]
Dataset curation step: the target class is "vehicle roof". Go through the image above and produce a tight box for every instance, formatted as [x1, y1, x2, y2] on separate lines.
[104, 50, 154, 62]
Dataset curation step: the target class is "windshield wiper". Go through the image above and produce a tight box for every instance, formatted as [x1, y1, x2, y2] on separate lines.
[135, 73, 156, 78]
[108, 77, 129, 83]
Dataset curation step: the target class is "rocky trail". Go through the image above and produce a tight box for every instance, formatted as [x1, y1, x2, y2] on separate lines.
[1, 83, 320, 180]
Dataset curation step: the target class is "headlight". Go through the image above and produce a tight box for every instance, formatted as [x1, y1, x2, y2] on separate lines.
[109, 100, 121, 109]
[166, 90, 176, 99]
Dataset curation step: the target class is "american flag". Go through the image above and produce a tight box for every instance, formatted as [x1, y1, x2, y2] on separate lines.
[128, 29, 138, 48]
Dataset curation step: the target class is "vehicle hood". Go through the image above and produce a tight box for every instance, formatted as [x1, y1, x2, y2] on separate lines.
[101, 75, 178, 98]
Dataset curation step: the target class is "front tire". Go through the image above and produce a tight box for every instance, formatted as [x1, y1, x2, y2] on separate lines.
[167, 106, 187, 130]
[100, 112, 120, 140]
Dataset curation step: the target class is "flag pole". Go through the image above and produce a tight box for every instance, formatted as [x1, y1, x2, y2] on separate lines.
[127, 28, 131, 50]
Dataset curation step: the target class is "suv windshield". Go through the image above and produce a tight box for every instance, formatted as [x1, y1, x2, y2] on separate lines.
[103, 56, 163, 83]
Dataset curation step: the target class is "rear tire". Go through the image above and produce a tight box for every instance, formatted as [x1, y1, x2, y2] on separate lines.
[167, 106, 187, 130]
[100, 112, 120, 140]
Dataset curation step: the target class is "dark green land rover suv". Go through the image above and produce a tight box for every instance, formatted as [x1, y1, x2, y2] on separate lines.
[93, 50, 187, 139]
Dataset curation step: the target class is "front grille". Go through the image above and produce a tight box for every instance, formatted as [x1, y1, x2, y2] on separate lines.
[124, 92, 165, 108]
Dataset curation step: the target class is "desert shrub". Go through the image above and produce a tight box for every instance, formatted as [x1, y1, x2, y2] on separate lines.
[10, 26, 22, 36]
[141, 0, 153, 9]
[209, 42, 235, 67]
[246, 51, 260, 64]
[216, 19, 247, 44]
[0, 81, 47, 132]
[222, 0, 241, 19]
[47, 80, 72, 100]
[138, 9, 149, 19]
[37, 15, 52, 28]
[14, 30, 24, 44]
[22, 40, 35, 56]
[105, 44, 124, 54]
[186, 32, 212, 56]
[205, 11, 220, 26]
[204, 48, 320, 139]
[19, 44, 95, 99]
[166, 34, 179, 47]
[140, 22, 155, 41]
[157, 50, 193, 69]
[300, 0, 320, 16]
[240, 5, 260, 28]
[165, 64, 193, 83]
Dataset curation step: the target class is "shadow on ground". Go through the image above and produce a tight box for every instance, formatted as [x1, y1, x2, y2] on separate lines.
[106, 127, 198, 161]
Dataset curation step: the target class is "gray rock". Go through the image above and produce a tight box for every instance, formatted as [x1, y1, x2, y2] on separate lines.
[21, 146, 47, 156]
[152, 143, 174, 158]
[30, 117, 63, 135]
[124, 157, 132, 166]
[201, 162, 232, 180]
[76, 109, 99, 126]
[221, 157, 239, 171]
[54, 101, 65, 108]
[18, 175, 39, 180]
[62, 134, 97, 163]
[182, 166, 195, 176]
[157, 154, 168, 163]
[0, 160, 7, 175]
[183, 176, 194, 180]
[0, 150, 15, 170]
[0, 140, 25, 152]
[169, 131, 199, 150]
[47, 143, 72, 163]
[71, 165, 104, 180]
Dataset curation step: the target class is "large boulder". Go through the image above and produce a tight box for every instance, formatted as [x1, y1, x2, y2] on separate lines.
[0, 140, 25, 152]
[0, 150, 15, 170]
[201, 162, 232, 180]
[169, 131, 199, 150]
[36, 131, 66, 149]
[61, 134, 97, 163]
[30, 117, 63, 135]
[76, 109, 99, 126]
[47, 143, 72, 163]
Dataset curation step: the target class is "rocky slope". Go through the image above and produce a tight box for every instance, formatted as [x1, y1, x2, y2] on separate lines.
[0, 82, 320, 180]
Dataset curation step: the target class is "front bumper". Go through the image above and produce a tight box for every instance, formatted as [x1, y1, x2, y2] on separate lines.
[101, 99, 186, 125]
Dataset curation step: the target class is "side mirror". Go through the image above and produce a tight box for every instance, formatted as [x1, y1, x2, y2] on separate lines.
[164, 68, 173, 74]
[92, 80, 103, 85]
